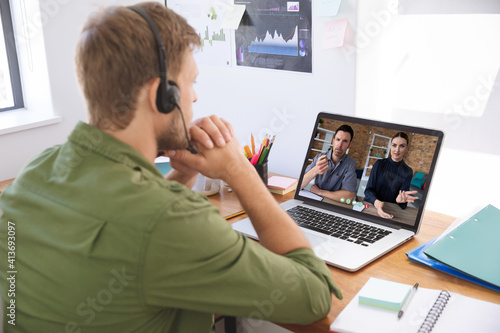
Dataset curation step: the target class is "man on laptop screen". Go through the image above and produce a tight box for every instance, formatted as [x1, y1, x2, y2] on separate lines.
[300, 125, 357, 203]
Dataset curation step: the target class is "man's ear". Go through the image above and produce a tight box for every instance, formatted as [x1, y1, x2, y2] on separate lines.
[147, 77, 162, 113]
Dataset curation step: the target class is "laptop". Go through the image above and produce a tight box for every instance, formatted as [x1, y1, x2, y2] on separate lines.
[232, 112, 444, 271]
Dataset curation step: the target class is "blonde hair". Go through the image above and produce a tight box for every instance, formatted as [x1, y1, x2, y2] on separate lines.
[75, 2, 200, 130]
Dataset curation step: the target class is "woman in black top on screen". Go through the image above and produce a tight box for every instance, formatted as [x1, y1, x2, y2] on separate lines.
[364, 132, 418, 219]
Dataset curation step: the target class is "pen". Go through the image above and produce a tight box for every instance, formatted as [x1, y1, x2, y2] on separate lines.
[263, 135, 275, 162]
[398, 283, 418, 319]
[251, 133, 255, 155]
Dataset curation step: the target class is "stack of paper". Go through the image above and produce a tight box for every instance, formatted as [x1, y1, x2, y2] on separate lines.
[267, 176, 298, 195]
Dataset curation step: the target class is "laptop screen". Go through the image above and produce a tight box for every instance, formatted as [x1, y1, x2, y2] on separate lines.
[295, 112, 444, 233]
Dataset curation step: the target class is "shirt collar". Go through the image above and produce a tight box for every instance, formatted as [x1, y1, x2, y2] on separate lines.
[388, 157, 404, 165]
[327, 149, 348, 163]
[68, 121, 163, 178]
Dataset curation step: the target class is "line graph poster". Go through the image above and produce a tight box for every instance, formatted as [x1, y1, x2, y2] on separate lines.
[234, 0, 312, 73]
[166, 0, 232, 67]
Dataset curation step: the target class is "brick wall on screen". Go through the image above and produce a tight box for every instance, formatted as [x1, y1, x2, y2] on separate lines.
[308, 118, 438, 176]
[405, 134, 438, 174]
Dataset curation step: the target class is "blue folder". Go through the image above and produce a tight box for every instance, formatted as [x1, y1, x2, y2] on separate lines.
[405, 237, 500, 293]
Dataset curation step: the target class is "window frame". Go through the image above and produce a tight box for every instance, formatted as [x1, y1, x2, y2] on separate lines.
[0, 0, 24, 112]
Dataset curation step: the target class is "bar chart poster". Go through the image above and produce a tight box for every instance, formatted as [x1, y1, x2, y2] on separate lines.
[234, 0, 312, 73]
[166, 0, 232, 67]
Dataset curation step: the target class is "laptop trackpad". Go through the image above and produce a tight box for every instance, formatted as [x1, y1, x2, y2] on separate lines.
[303, 230, 328, 248]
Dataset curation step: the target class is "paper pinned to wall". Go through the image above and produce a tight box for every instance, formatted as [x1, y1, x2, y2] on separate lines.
[167, 0, 233, 67]
[316, 0, 342, 17]
[221, 4, 246, 29]
[322, 18, 348, 49]
[234, 0, 313, 73]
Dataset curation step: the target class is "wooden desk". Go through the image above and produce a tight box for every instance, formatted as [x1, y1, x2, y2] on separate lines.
[207, 182, 244, 219]
[210, 190, 500, 332]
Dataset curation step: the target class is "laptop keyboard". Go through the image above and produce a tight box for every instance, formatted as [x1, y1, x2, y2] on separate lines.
[286, 206, 392, 247]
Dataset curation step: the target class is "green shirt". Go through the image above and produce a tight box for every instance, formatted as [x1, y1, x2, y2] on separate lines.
[0, 122, 341, 332]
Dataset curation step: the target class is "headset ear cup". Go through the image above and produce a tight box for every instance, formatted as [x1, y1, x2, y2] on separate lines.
[166, 80, 180, 111]
[156, 80, 180, 114]
[156, 79, 167, 113]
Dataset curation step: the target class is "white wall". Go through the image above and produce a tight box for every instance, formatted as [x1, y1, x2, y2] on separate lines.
[355, 0, 500, 217]
[1, 0, 498, 218]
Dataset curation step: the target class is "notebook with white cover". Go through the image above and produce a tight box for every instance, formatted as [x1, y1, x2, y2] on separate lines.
[232, 112, 443, 271]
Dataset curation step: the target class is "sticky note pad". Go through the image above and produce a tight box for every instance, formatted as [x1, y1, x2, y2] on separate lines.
[358, 278, 411, 311]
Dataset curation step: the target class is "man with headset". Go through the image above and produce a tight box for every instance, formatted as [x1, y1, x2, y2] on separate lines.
[0, 2, 341, 332]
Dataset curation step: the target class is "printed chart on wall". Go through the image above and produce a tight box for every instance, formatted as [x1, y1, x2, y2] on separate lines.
[234, 0, 312, 73]
[166, 0, 232, 67]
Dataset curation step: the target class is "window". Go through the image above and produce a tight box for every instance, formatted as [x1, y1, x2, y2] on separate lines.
[0, 0, 24, 112]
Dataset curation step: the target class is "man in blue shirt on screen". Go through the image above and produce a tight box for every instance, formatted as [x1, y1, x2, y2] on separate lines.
[301, 124, 357, 202]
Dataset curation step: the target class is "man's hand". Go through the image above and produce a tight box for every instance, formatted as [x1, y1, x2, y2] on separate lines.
[314, 155, 329, 175]
[166, 118, 252, 187]
[169, 136, 249, 183]
[164, 115, 234, 186]
[310, 184, 323, 196]
[300, 154, 329, 190]
[190, 115, 234, 149]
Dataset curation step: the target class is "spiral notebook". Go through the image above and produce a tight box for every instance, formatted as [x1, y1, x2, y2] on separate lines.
[330, 278, 500, 333]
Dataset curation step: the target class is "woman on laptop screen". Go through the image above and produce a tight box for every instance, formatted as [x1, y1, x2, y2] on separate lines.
[364, 132, 418, 219]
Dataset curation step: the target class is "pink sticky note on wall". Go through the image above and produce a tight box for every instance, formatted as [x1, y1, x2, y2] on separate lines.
[323, 18, 348, 49]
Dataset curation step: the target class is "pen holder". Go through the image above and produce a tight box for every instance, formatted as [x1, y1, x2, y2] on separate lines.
[254, 161, 268, 185]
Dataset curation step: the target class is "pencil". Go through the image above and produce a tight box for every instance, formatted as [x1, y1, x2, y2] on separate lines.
[224, 210, 246, 220]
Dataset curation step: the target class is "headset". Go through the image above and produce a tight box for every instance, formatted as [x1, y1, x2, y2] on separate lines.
[128, 6, 198, 154]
